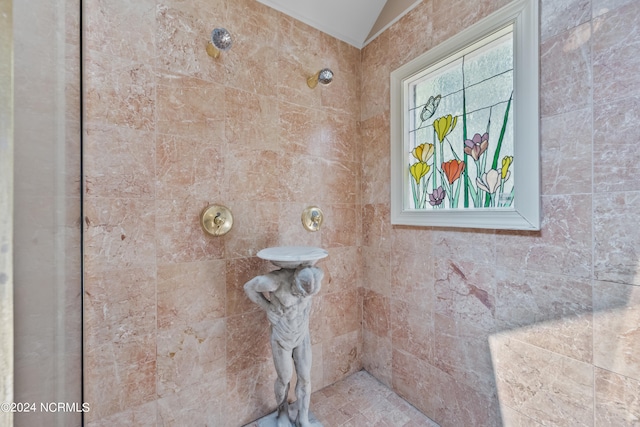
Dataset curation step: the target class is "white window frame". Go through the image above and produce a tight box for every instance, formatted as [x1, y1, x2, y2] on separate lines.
[390, 0, 539, 230]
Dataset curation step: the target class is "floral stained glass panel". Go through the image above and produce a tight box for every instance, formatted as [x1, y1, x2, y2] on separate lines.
[405, 26, 514, 211]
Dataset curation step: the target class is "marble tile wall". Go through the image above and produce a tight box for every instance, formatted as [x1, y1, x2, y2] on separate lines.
[82, 0, 361, 425]
[361, 0, 640, 425]
[83, 0, 640, 425]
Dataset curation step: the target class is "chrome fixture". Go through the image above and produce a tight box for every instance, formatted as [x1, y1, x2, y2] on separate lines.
[207, 28, 232, 58]
[307, 68, 334, 89]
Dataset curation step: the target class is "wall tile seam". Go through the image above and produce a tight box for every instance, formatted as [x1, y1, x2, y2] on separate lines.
[540, 13, 593, 44]
[588, 15, 596, 423]
[591, 364, 640, 385]
[498, 333, 596, 368]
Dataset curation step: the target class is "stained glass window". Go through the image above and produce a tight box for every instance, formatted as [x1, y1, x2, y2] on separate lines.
[390, 0, 540, 230]
[406, 25, 514, 211]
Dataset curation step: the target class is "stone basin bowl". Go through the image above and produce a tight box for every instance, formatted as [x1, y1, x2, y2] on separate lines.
[257, 246, 328, 269]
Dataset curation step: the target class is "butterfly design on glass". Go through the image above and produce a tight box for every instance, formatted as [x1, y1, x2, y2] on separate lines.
[419, 94, 441, 123]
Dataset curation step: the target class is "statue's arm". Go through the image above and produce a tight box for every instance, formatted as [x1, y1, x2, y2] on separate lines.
[243, 274, 279, 312]
[295, 267, 324, 296]
[309, 267, 324, 295]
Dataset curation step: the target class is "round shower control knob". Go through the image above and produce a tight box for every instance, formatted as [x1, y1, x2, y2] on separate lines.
[200, 204, 233, 236]
[301, 206, 324, 232]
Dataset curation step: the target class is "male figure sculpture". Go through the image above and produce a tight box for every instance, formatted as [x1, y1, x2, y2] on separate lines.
[244, 266, 324, 427]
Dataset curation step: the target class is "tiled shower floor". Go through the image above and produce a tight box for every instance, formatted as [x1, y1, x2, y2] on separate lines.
[247, 370, 440, 427]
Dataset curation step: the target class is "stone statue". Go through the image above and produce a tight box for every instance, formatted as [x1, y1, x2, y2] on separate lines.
[244, 266, 324, 427]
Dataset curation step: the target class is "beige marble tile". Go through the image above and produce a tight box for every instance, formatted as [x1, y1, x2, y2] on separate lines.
[593, 96, 640, 193]
[157, 260, 226, 330]
[431, 0, 511, 45]
[363, 289, 390, 338]
[320, 160, 359, 205]
[360, 112, 391, 204]
[496, 194, 592, 279]
[391, 299, 433, 364]
[83, 124, 155, 199]
[156, 71, 225, 138]
[272, 202, 325, 249]
[225, 256, 273, 317]
[595, 368, 640, 426]
[362, 203, 391, 250]
[84, 334, 157, 421]
[226, 359, 277, 426]
[320, 204, 358, 247]
[540, 0, 591, 41]
[320, 289, 360, 342]
[84, 0, 156, 63]
[157, 377, 226, 426]
[362, 246, 392, 296]
[157, 318, 226, 398]
[155, 198, 225, 264]
[224, 149, 286, 202]
[434, 259, 498, 332]
[432, 314, 497, 398]
[540, 107, 593, 195]
[155, 132, 225, 201]
[276, 16, 326, 110]
[226, 310, 271, 375]
[317, 246, 358, 296]
[593, 1, 640, 102]
[311, 343, 324, 392]
[540, 22, 592, 117]
[592, 0, 638, 16]
[322, 330, 362, 386]
[278, 102, 358, 163]
[86, 401, 157, 427]
[83, 198, 157, 272]
[222, 0, 279, 97]
[225, 87, 279, 150]
[391, 247, 435, 308]
[491, 335, 594, 426]
[360, 33, 391, 121]
[496, 269, 593, 362]
[432, 228, 497, 265]
[155, 2, 226, 82]
[593, 281, 640, 381]
[390, 225, 434, 254]
[221, 201, 282, 259]
[593, 192, 640, 285]
[319, 42, 361, 117]
[499, 405, 544, 427]
[392, 349, 451, 425]
[387, 0, 433, 70]
[362, 330, 392, 388]
[272, 154, 324, 203]
[84, 52, 156, 130]
[84, 266, 156, 348]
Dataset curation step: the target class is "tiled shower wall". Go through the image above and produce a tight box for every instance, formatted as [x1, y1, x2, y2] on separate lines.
[82, 0, 362, 425]
[360, 0, 640, 425]
[83, 0, 640, 425]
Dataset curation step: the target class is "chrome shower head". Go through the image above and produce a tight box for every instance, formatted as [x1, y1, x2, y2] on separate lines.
[207, 27, 232, 58]
[307, 68, 334, 88]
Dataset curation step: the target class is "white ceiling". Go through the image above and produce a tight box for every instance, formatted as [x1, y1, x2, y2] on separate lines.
[255, 0, 419, 48]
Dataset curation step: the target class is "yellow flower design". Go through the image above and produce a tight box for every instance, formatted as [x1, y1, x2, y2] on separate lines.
[412, 143, 435, 163]
[410, 162, 430, 184]
[501, 156, 513, 179]
[433, 114, 458, 143]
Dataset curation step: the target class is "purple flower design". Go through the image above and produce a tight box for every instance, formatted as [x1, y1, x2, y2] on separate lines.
[464, 132, 489, 161]
[429, 186, 446, 206]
